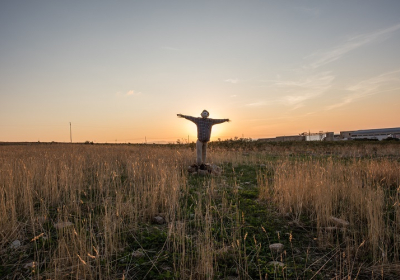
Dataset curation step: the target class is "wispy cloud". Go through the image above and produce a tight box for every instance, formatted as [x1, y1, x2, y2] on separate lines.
[242, 24, 400, 110]
[126, 90, 142, 96]
[326, 69, 400, 110]
[224, 78, 239, 84]
[277, 72, 335, 108]
[243, 72, 334, 109]
[245, 101, 265, 107]
[116, 90, 143, 97]
[306, 23, 400, 69]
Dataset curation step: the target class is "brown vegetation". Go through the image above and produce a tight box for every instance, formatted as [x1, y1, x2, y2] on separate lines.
[0, 141, 399, 279]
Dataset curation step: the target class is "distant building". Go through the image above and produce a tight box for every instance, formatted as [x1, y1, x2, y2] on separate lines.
[304, 132, 334, 141]
[257, 135, 304, 142]
[276, 135, 305, 142]
[257, 137, 279, 142]
[340, 131, 354, 140]
[257, 127, 400, 142]
[296, 131, 333, 141]
[258, 132, 333, 142]
[350, 127, 400, 140]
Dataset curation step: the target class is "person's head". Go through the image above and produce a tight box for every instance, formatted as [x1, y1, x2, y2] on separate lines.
[201, 110, 209, 118]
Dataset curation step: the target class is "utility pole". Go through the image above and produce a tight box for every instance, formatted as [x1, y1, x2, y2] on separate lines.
[70, 122, 72, 143]
[145, 136, 147, 144]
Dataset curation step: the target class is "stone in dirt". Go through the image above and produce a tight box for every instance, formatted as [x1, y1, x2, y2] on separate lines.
[211, 164, 221, 175]
[269, 243, 284, 252]
[198, 169, 209, 176]
[199, 163, 207, 170]
[10, 240, 21, 249]
[153, 216, 165, 224]
[54, 222, 74, 229]
[187, 163, 222, 176]
[268, 261, 285, 267]
[132, 250, 145, 258]
[24, 261, 36, 269]
[330, 216, 349, 227]
[188, 165, 197, 173]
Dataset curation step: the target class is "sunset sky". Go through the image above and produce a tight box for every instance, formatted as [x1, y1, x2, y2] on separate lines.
[1, 1, 400, 143]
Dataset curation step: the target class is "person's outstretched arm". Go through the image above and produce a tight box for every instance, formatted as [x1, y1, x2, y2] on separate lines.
[177, 114, 197, 123]
[211, 118, 230, 125]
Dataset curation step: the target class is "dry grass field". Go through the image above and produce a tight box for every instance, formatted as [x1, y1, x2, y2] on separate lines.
[1, 141, 400, 279]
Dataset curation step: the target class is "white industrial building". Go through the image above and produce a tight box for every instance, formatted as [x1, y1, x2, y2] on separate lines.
[350, 127, 400, 140]
[305, 132, 334, 141]
[257, 127, 400, 142]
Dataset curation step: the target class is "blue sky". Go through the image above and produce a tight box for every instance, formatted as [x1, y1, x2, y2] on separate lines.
[1, 1, 400, 142]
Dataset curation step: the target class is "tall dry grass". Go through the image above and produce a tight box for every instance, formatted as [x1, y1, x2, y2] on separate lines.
[0, 144, 192, 278]
[0, 144, 249, 279]
[2, 142, 400, 279]
[259, 156, 400, 266]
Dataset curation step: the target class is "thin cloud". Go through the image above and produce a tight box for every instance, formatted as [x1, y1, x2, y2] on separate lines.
[245, 101, 265, 107]
[306, 23, 400, 69]
[125, 90, 142, 97]
[276, 72, 335, 107]
[242, 72, 334, 109]
[326, 69, 400, 110]
[325, 92, 366, 111]
[234, 24, 400, 111]
[224, 79, 239, 84]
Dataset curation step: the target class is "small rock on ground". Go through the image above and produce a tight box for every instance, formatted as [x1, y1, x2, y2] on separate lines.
[153, 216, 165, 224]
[132, 250, 145, 258]
[198, 169, 209, 176]
[10, 240, 21, 249]
[187, 163, 222, 176]
[268, 261, 285, 267]
[269, 243, 284, 252]
[330, 216, 349, 227]
[24, 261, 36, 269]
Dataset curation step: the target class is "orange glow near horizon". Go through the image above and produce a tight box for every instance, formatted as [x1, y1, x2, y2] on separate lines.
[1, 2, 400, 143]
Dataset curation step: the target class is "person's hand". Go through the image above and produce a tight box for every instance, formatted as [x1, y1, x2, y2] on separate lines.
[177, 114, 183, 118]
[226, 119, 231, 122]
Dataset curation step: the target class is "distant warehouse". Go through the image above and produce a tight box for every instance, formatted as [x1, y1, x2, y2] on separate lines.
[349, 127, 400, 141]
[257, 127, 400, 142]
[258, 132, 334, 142]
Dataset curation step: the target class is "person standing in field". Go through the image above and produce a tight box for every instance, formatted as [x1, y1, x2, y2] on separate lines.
[177, 110, 230, 166]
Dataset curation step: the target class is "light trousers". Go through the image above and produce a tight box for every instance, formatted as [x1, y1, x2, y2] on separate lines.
[196, 140, 207, 165]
